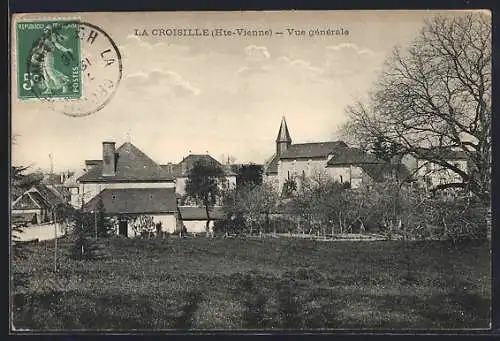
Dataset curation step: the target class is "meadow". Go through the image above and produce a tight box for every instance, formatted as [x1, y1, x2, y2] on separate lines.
[11, 235, 491, 331]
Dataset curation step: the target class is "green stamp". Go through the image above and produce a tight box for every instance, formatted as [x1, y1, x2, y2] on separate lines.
[17, 21, 81, 99]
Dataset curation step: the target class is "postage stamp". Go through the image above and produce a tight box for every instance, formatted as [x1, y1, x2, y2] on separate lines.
[17, 21, 81, 99]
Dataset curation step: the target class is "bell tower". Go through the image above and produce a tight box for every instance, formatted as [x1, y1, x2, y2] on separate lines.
[276, 116, 292, 156]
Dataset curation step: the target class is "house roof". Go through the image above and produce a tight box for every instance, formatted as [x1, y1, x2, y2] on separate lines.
[83, 188, 177, 214]
[327, 147, 382, 166]
[163, 154, 236, 177]
[178, 206, 226, 220]
[29, 184, 66, 207]
[280, 141, 349, 159]
[12, 191, 49, 210]
[78, 142, 174, 183]
[264, 154, 280, 175]
[47, 185, 70, 201]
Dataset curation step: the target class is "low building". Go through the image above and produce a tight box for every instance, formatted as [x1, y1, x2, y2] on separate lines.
[401, 149, 469, 189]
[78, 141, 177, 237]
[162, 154, 236, 200]
[326, 147, 411, 187]
[177, 206, 226, 234]
[11, 184, 67, 224]
[84, 187, 177, 237]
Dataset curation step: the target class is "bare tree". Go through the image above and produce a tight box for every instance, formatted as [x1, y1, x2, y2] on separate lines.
[342, 13, 491, 203]
[230, 182, 279, 236]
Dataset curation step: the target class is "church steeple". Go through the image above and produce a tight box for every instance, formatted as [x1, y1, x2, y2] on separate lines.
[276, 116, 292, 155]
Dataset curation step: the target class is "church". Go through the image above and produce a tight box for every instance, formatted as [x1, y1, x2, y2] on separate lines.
[263, 117, 405, 193]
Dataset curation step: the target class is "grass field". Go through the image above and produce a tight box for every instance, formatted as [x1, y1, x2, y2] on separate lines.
[11, 236, 491, 330]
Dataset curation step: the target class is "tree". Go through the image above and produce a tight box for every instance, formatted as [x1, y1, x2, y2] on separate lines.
[236, 164, 263, 190]
[342, 13, 491, 203]
[227, 183, 279, 236]
[282, 177, 297, 198]
[185, 160, 225, 237]
[11, 165, 32, 260]
[96, 195, 114, 237]
[290, 171, 348, 236]
[11, 166, 43, 201]
[68, 200, 98, 260]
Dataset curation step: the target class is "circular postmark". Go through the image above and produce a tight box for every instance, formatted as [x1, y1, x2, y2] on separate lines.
[26, 21, 122, 117]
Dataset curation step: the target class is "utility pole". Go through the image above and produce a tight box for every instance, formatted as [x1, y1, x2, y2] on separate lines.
[94, 210, 97, 240]
[50, 153, 58, 272]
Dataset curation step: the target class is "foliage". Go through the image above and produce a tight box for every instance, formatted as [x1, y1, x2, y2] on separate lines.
[224, 182, 279, 235]
[68, 209, 98, 260]
[96, 195, 114, 237]
[185, 160, 225, 236]
[11, 166, 44, 201]
[341, 13, 491, 203]
[236, 164, 263, 190]
[131, 215, 156, 238]
[287, 171, 349, 235]
[11, 165, 42, 260]
[371, 136, 402, 162]
[281, 177, 297, 198]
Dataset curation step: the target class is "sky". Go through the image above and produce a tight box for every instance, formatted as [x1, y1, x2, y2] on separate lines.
[11, 10, 481, 172]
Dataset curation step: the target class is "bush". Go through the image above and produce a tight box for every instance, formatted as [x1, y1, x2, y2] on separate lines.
[282, 181, 490, 241]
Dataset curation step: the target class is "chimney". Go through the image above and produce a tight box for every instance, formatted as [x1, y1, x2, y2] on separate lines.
[102, 141, 116, 176]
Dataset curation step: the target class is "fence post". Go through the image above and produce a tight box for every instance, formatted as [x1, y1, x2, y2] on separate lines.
[486, 207, 492, 241]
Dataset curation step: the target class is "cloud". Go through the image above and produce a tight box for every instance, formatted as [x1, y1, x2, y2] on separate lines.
[123, 34, 165, 50]
[235, 65, 271, 77]
[235, 45, 272, 77]
[277, 56, 324, 76]
[326, 43, 377, 56]
[324, 43, 384, 78]
[125, 69, 200, 99]
[244, 45, 271, 62]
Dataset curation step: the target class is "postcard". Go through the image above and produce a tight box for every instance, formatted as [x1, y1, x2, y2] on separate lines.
[10, 10, 492, 331]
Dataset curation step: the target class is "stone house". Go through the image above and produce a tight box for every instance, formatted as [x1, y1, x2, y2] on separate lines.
[78, 141, 178, 237]
[264, 117, 409, 194]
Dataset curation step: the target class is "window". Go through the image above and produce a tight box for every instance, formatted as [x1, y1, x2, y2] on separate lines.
[340, 175, 343, 183]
